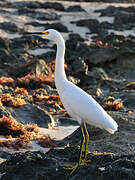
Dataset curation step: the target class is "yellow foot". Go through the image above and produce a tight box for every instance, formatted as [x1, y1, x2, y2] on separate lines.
[63, 163, 79, 174]
[63, 163, 78, 171]
[63, 160, 91, 174]
[81, 159, 91, 164]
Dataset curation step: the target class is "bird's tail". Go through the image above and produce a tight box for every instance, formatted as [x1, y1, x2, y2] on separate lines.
[105, 117, 118, 134]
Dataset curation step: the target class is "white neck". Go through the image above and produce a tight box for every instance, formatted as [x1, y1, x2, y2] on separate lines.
[54, 33, 67, 94]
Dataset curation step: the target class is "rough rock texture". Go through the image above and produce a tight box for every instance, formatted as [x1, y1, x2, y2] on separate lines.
[0, 1, 135, 180]
[6, 104, 53, 128]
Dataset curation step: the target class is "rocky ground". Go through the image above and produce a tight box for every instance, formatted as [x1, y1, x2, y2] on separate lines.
[0, 0, 135, 179]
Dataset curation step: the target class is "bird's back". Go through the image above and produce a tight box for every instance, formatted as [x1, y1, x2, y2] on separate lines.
[60, 81, 118, 134]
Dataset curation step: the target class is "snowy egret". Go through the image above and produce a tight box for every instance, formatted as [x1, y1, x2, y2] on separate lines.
[25, 29, 118, 172]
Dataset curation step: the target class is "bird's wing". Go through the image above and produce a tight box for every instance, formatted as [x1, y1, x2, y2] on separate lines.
[60, 82, 100, 120]
[60, 82, 118, 132]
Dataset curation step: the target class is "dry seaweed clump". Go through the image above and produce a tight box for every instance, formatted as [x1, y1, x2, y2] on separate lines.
[37, 136, 56, 148]
[17, 72, 54, 88]
[0, 93, 27, 107]
[0, 87, 31, 107]
[33, 91, 61, 106]
[14, 87, 29, 97]
[47, 60, 68, 72]
[0, 115, 39, 149]
[0, 115, 39, 137]
[33, 89, 65, 114]
[0, 77, 15, 87]
[0, 116, 57, 150]
[104, 96, 124, 111]
[0, 138, 31, 150]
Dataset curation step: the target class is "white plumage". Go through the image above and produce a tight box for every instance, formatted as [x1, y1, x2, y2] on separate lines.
[60, 81, 118, 133]
[44, 29, 118, 134]
[26, 29, 118, 172]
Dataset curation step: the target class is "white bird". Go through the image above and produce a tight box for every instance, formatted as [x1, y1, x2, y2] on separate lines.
[25, 29, 118, 173]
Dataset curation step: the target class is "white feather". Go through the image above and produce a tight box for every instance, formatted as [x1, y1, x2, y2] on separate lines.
[44, 29, 118, 134]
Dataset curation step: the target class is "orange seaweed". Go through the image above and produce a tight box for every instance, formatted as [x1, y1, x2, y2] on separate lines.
[0, 77, 15, 86]
[94, 40, 109, 48]
[0, 93, 27, 107]
[0, 115, 39, 138]
[33, 92, 62, 106]
[0, 115, 39, 150]
[47, 60, 68, 72]
[17, 72, 54, 86]
[14, 87, 29, 97]
[104, 96, 124, 111]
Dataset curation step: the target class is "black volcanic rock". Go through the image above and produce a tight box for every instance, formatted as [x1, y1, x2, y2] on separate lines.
[114, 11, 135, 26]
[0, 1, 135, 180]
[25, 22, 68, 33]
[95, 5, 135, 30]
[0, 147, 135, 180]
[42, 2, 65, 11]
[0, 48, 11, 62]
[44, 23, 68, 32]
[5, 1, 42, 8]
[17, 8, 60, 21]
[0, 38, 11, 49]
[66, 5, 85, 12]
[6, 104, 54, 128]
[72, 19, 100, 33]
[0, 22, 21, 33]
[0, 151, 62, 180]
[68, 33, 85, 42]
[95, 5, 119, 17]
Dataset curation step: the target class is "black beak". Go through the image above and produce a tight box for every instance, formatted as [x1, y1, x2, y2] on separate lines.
[23, 32, 43, 35]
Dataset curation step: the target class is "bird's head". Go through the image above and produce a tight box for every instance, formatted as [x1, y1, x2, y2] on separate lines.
[43, 29, 60, 41]
[24, 29, 61, 42]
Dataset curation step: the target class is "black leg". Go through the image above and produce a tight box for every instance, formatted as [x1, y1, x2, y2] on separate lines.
[83, 121, 90, 162]
[78, 122, 85, 164]
[63, 121, 91, 174]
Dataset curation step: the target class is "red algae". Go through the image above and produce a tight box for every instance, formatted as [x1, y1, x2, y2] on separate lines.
[0, 138, 31, 150]
[17, 72, 54, 86]
[0, 115, 39, 149]
[37, 135, 56, 148]
[33, 90, 65, 114]
[24, 60, 35, 67]
[47, 60, 68, 72]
